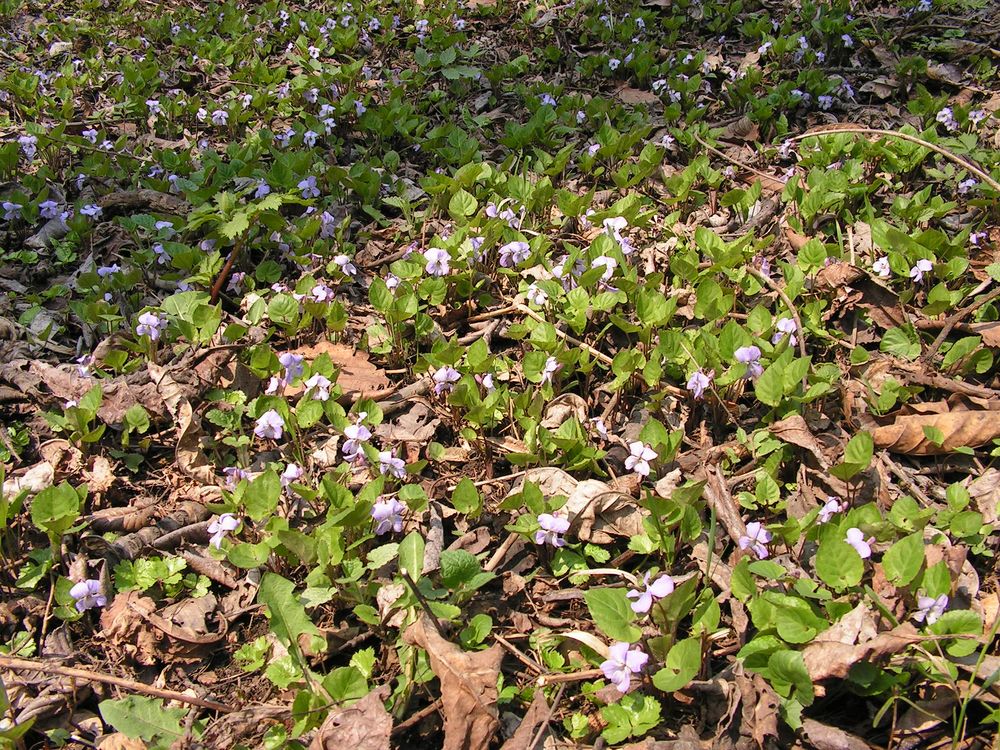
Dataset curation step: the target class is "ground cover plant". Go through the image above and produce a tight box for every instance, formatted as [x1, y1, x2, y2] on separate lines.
[0, 0, 999, 747]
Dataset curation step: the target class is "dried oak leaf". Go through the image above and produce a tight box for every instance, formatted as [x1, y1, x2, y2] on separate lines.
[285, 341, 392, 401]
[873, 396, 1000, 454]
[99, 592, 160, 666]
[403, 615, 504, 750]
[803, 622, 921, 682]
[498, 689, 549, 750]
[309, 684, 392, 750]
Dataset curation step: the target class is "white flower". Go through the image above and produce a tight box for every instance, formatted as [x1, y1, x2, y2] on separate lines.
[625, 441, 657, 477]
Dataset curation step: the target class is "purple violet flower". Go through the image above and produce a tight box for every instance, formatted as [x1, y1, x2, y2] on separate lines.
[626, 573, 675, 614]
[739, 521, 772, 559]
[255, 410, 285, 440]
[913, 593, 948, 625]
[70, 579, 106, 612]
[845, 527, 873, 558]
[625, 441, 657, 477]
[372, 498, 405, 535]
[535, 513, 570, 547]
[208, 513, 240, 548]
[600, 642, 648, 693]
[734, 345, 763, 379]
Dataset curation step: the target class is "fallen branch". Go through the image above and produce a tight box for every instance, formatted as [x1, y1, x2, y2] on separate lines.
[0, 654, 234, 713]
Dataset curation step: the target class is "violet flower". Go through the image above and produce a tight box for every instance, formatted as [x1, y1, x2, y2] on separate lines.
[498, 241, 530, 267]
[342, 417, 372, 460]
[913, 593, 948, 625]
[845, 527, 873, 558]
[372, 498, 405, 534]
[298, 175, 320, 199]
[39, 200, 60, 219]
[280, 463, 303, 487]
[255, 180, 271, 199]
[211, 109, 228, 126]
[2, 201, 22, 221]
[433, 365, 461, 395]
[333, 254, 357, 276]
[687, 370, 711, 399]
[208, 513, 240, 549]
[535, 513, 570, 547]
[600, 642, 648, 693]
[135, 311, 166, 340]
[222, 466, 249, 487]
[909, 259, 933, 283]
[378, 450, 406, 479]
[872, 257, 890, 278]
[424, 247, 451, 276]
[70, 579, 106, 612]
[772, 317, 797, 346]
[525, 283, 548, 306]
[255, 410, 285, 440]
[625, 441, 657, 477]
[817, 496, 844, 524]
[626, 573, 674, 614]
[734, 345, 763, 379]
[540, 356, 560, 384]
[278, 352, 305, 384]
[739, 521, 772, 559]
[304, 373, 332, 401]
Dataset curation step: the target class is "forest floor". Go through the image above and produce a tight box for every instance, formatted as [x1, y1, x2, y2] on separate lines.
[1, 0, 1000, 748]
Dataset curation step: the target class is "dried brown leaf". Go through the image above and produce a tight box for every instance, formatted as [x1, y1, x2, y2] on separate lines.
[616, 86, 660, 106]
[803, 622, 921, 682]
[498, 689, 549, 750]
[873, 399, 1000, 454]
[290, 341, 393, 401]
[403, 615, 503, 750]
[968, 469, 1000, 526]
[801, 719, 870, 750]
[309, 685, 392, 750]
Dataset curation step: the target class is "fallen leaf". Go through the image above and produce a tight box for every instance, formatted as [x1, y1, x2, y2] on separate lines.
[97, 734, 147, 750]
[286, 341, 392, 401]
[803, 622, 921, 682]
[801, 719, 871, 750]
[374, 401, 440, 443]
[873, 397, 1000, 454]
[540, 393, 587, 430]
[403, 615, 504, 750]
[498, 689, 549, 750]
[616, 86, 660, 106]
[968, 469, 1000, 526]
[309, 685, 392, 750]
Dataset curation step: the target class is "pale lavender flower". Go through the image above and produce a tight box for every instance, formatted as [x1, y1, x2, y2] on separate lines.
[154, 220, 174, 235]
[539, 92, 557, 106]
[909, 258, 933, 283]
[146, 98, 161, 115]
[591, 255, 617, 281]
[70, 579, 106, 612]
[342, 419, 372, 460]
[498, 241, 530, 267]
[372, 498, 405, 535]
[135, 311, 166, 340]
[80, 204, 102, 218]
[18, 134, 37, 161]
[734, 345, 763, 379]
[211, 109, 228, 126]
[298, 175, 320, 198]
[196, 107, 208, 122]
[433, 365, 461, 395]
[280, 463, 303, 487]
[424, 247, 451, 276]
[252, 180, 271, 199]
[2, 202, 22, 221]
[227, 271, 245, 294]
[957, 178, 977, 195]
[626, 573, 675, 614]
[625, 441, 657, 477]
[303, 129, 319, 147]
[304, 373, 332, 401]
[312, 282, 335, 302]
[687, 370, 711, 399]
[255, 410, 285, 440]
[208, 513, 240, 549]
[772, 317, 797, 346]
[970, 232, 988, 246]
[739, 521, 772, 559]
[590, 417, 608, 439]
[935, 107, 958, 131]
[600, 642, 648, 693]
[278, 352, 305, 384]
[81, 128, 98, 143]
[333, 254, 357, 276]
[354, 99, 366, 116]
[913, 593, 948, 625]
[845, 527, 873, 558]
[841, 33, 854, 47]
[817, 496, 844, 524]
[587, 143, 601, 157]
[540, 356, 560, 384]
[525, 283, 548, 306]
[222, 466, 249, 487]
[608, 58, 621, 70]
[969, 109, 988, 125]
[378, 450, 406, 479]
[818, 95, 834, 110]
[535, 513, 570, 547]
[39, 200, 60, 219]
[872, 256, 891, 278]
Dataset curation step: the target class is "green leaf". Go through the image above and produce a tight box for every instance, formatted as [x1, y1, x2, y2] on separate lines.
[244, 469, 281, 521]
[398, 531, 425, 580]
[448, 189, 478, 219]
[880, 325, 921, 360]
[219, 210, 250, 239]
[30, 482, 82, 539]
[451, 478, 481, 516]
[584, 588, 642, 642]
[767, 649, 814, 706]
[439, 549, 480, 587]
[831, 431, 874, 480]
[754, 362, 785, 407]
[815, 539, 863, 590]
[257, 572, 325, 654]
[730, 558, 756, 602]
[882, 532, 924, 587]
[99, 696, 185, 748]
[651, 637, 701, 692]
